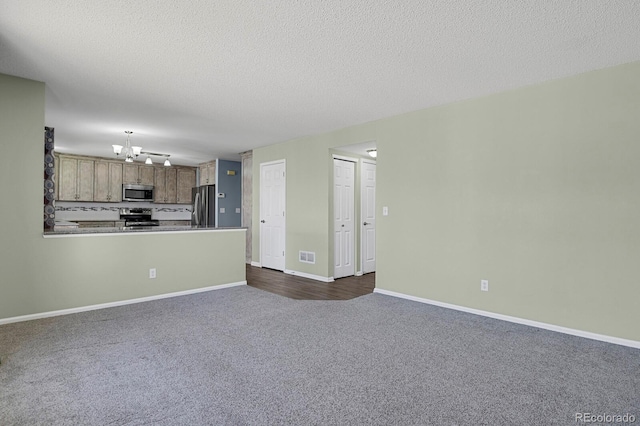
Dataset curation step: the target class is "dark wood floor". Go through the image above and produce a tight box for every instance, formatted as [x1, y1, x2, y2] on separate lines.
[246, 264, 375, 300]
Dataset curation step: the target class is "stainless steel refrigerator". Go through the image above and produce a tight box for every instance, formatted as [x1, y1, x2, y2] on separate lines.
[191, 185, 216, 227]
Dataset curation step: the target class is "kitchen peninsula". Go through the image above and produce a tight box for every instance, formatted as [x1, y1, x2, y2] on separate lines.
[2, 72, 248, 327]
[44, 225, 244, 236]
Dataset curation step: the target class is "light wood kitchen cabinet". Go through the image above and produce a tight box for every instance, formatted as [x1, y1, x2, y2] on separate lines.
[94, 161, 123, 202]
[55, 153, 197, 205]
[199, 161, 216, 186]
[123, 164, 155, 185]
[58, 156, 94, 201]
[54, 155, 60, 201]
[156, 166, 196, 204]
[177, 168, 196, 204]
[154, 167, 177, 203]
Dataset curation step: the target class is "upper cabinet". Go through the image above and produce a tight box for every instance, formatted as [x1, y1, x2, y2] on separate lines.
[94, 161, 123, 202]
[58, 155, 95, 201]
[177, 168, 196, 204]
[199, 161, 216, 186]
[123, 164, 154, 185]
[154, 167, 177, 203]
[55, 153, 197, 204]
[156, 167, 194, 204]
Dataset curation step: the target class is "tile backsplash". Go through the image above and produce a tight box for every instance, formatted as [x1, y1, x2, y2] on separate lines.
[55, 202, 192, 221]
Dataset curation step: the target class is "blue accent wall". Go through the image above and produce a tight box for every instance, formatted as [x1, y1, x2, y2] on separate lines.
[216, 160, 242, 227]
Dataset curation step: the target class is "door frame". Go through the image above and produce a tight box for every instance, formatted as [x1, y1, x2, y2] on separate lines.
[332, 154, 358, 279]
[259, 159, 286, 270]
[359, 158, 376, 274]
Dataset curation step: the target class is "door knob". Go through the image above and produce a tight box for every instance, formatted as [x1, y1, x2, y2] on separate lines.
[261, 220, 265, 223]
[364, 222, 370, 226]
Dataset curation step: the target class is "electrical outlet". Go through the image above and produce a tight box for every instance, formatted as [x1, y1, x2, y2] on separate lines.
[149, 268, 156, 279]
[481, 279, 489, 292]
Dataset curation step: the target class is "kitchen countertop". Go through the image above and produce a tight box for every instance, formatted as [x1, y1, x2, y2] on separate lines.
[53, 221, 79, 229]
[43, 225, 245, 237]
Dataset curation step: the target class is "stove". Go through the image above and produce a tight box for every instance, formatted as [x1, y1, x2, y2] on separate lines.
[119, 208, 159, 227]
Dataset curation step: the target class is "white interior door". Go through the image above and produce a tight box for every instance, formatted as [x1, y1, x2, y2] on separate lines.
[334, 159, 355, 279]
[361, 160, 376, 274]
[260, 160, 286, 271]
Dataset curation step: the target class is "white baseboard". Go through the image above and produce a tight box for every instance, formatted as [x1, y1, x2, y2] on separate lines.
[284, 269, 334, 283]
[250, 261, 262, 267]
[373, 288, 640, 349]
[0, 281, 247, 326]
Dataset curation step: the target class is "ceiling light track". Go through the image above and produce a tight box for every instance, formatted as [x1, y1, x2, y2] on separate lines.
[141, 151, 172, 167]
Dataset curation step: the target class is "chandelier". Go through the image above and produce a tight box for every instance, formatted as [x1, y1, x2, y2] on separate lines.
[112, 131, 171, 166]
[112, 131, 141, 163]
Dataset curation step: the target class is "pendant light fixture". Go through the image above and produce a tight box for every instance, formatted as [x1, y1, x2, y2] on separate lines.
[113, 131, 172, 166]
[112, 131, 142, 162]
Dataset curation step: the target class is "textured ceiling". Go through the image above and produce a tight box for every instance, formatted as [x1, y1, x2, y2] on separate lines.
[1, 1, 639, 165]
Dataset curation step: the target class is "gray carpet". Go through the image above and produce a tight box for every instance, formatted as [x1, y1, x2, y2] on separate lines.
[1, 286, 638, 425]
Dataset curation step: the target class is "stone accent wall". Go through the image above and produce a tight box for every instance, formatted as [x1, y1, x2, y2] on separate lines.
[44, 127, 55, 230]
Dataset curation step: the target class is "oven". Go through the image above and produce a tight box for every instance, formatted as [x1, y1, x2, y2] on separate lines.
[119, 208, 159, 228]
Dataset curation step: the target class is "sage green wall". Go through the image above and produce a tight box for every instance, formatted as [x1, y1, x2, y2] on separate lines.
[252, 128, 377, 277]
[376, 62, 640, 341]
[0, 73, 246, 320]
[253, 61, 640, 341]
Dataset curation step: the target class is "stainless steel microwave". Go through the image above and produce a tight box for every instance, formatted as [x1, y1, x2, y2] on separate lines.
[122, 184, 154, 202]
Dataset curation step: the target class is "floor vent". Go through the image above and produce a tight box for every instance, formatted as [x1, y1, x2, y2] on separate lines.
[299, 251, 316, 264]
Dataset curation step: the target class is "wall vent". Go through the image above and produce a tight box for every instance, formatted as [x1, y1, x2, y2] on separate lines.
[299, 251, 316, 264]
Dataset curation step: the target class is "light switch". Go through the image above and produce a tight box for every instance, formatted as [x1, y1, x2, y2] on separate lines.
[383, 206, 389, 216]
[220, 208, 225, 213]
